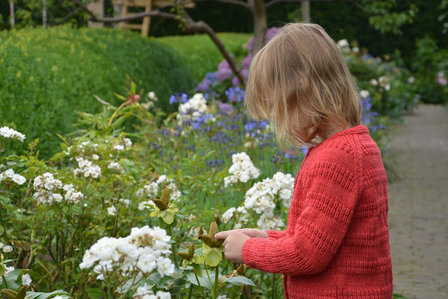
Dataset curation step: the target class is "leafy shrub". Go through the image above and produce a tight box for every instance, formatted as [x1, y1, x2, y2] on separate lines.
[0, 26, 195, 158]
[410, 37, 448, 104]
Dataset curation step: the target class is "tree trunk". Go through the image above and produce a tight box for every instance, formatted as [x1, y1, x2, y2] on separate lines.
[251, 0, 267, 56]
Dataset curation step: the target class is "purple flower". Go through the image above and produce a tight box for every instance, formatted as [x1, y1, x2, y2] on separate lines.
[225, 87, 245, 103]
[218, 60, 231, 70]
[169, 95, 177, 104]
[197, 78, 210, 91]
[180, 93, 188, 103]
[407, 76, 415, 84]
[169, 93, 189, 104]
[265, 27, 280, 41]
[242, 69, 249, 79]
[242, 54, 252, 69]
[437, 76, 447, 86]
[244, 121, 258, 132]
[218, 102, 236, 115]
[247, 37, 254, 52]
[205, 72, 217, 82]
[301, 147, 309, 157]
[215, 68, 233, 81]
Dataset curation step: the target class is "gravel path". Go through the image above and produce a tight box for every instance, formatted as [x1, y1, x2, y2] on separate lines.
[387, 104, 448, 299]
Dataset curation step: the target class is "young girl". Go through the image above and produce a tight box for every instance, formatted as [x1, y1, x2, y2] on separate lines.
[214, 23, 393, 298]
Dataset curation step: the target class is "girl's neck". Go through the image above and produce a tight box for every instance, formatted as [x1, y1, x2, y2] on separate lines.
[317, 123, 345, 141]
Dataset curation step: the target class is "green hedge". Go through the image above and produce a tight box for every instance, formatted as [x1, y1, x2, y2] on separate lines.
[0, 26, 195, 157]
[156, 33, 251, 81]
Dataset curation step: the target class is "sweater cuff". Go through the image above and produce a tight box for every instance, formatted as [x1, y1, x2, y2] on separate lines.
[242, 237, 261, 269]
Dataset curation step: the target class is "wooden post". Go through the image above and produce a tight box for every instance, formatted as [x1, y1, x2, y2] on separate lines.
[119, 0, 128, 28]
[87, 0, 104, 28]
[43, 0, 47, 27]
[301, 0, 310, 23]
[9, 0, 15, 28]
[141, 0, 152, 36]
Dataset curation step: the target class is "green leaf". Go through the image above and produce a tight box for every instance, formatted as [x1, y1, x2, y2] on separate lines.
[1, 269, 28, 290]
[160, 210, 175, 224]
[186, 271, 213, 290]
[223, 276, 256, 286]
[25, 290, 70, 298]
[192, 255, 204, 264]
[85, 288, 105, 299]
[203, 247, 221, 267]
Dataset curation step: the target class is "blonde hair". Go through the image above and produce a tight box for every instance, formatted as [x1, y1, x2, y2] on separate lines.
[245, 23, 361, 149]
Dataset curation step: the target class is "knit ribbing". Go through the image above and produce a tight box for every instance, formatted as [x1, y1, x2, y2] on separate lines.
[242, 125, 393, 299]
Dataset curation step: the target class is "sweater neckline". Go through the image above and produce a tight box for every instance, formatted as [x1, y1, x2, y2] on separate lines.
[307, 125, 368, 155]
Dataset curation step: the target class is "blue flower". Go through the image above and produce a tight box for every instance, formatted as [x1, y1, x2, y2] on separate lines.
[225, 87, 245, 103]
[301, 147, 309, 157]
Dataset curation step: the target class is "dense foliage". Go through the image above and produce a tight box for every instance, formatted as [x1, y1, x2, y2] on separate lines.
[0, 26, 195, 158]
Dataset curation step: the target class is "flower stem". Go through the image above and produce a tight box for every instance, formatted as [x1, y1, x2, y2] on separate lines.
[166, 225, 178, 268]
[194, 270, 205, 298]
[212, 265, 219, 299]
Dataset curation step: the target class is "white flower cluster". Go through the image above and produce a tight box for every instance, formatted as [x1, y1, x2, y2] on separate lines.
[137, 175, 181, 211]
[33, 173, 84, 204]
[256, 213, 284, 231]
[80, 226, 174, 281]
[222, 172, 294, 231]
[22, 273, 32, 286]
[107, 161, 123, 173]
[369, 76, 390, 91]
[0, 169, 26, 185]
[337, 39, 349, 49]
[336, 39, 359, 54]
[177, 93, 208, 123]
[244, 172, 294, 213]
[221, 206, 249, 229]
[134, 284, 171, 299]
[360, 90, 370, 99]
[74, 157, 101, 178]
[63, 184, 84, 204]
[107, 206, 117, 216]
[0, 242, 13, 253]
[224, 152, 260, 187]
[114, 137, 132, 151]
[76, 141, 98, 154]
[0, 126, 25, 142]
[33, 172, 63, 204]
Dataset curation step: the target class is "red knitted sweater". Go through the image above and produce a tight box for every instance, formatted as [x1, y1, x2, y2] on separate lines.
[242, 125, 393, 298]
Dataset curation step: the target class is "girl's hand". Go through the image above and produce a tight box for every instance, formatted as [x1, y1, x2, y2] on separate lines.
[234, 228, 269, 239]
[214, 230, 251, 263]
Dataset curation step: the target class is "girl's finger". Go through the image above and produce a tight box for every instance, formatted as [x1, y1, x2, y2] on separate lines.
[214, 232, 229, 239]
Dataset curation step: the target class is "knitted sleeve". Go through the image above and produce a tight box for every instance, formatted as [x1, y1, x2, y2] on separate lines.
[242, 147, 360, 275]
[266, 230, 287, 240]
